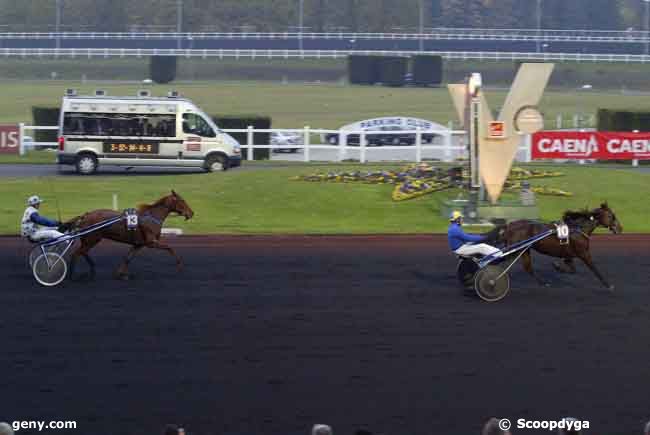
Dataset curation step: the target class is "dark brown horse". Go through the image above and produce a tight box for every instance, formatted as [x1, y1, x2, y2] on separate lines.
[502, 202, 622, 291]
[67, 190, 194, 280]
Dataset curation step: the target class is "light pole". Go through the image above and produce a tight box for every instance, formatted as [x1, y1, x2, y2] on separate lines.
[55, 0, 62, 48]
[468, 73, 482, 191]
[176, 0, 183, 49]
[418, 0, 424, 52]
[536, 0, 542, 53]
[299, 0, 304, 51]
[643, 0, 650, 56]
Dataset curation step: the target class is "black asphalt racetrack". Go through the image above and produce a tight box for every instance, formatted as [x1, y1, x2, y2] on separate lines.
[1, 235, 649, 435]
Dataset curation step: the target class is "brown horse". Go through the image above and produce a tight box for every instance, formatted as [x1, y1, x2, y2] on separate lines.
[502, 202, 622, 291]
[67, 190, 194, 280]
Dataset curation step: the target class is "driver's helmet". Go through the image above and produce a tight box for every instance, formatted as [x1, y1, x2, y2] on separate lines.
[27, 195, 43, 206]
[449, 210, 464, 222]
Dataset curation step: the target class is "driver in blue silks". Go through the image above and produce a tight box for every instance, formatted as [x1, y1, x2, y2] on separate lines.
[448, 210, 500, 257]
[20, 195, 63, 242]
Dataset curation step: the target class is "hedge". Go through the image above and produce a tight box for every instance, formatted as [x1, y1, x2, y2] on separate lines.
[32, 107, 60, 143]
[378, 56, 408, 87]
[212, 115, 271, 160]
[597, 109, 650, 132]
[412, 55, 443, 86]
[149, 56, 177, 84]
[348, 55, 381, 85]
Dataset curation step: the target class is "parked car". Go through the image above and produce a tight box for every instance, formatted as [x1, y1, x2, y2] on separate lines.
[324, 126, 437, 146]
[271, 131, 302, 153]
[21, 135, 34, 150]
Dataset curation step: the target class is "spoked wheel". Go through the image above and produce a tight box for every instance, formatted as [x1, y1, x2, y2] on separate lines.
[28, 242, 71, 268]
[456, 258, 479, 294]
[474, 265, 511, 302]
[28, 246, 42, 268]
[32, 252, 68, 287]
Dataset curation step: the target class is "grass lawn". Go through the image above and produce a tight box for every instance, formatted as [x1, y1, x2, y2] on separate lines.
[0, 164, 647, 235]
[1, 80, 650, 131]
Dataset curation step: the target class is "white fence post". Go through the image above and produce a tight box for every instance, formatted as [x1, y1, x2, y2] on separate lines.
[18, 122, 25, 156]
[359, 131, 366, 163]
[524, 134, 532, 162]
[443, 132, 453, 162]
[246, 125, 254, 161]
[633, 159, 639, 167]
[303, 126, 310, 162]
[338, 133, 347, 162]
[415, 127, 422, 163]
[556, 114, 563, 129]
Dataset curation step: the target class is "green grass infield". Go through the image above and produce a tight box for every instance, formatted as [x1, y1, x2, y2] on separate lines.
[0, 164, 647, 235]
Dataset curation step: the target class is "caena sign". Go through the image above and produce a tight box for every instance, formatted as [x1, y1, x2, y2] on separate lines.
[532, 131, 650, 160]
[0, 125, 20, 155]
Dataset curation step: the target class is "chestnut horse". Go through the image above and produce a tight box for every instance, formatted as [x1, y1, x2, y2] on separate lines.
[502, 203, 622, 291]
[67, 190, 194, 280]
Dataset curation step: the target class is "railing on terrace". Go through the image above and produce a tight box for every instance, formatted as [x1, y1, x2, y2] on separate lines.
[4, 48, 650, 62]
[1, 29, 650, 43]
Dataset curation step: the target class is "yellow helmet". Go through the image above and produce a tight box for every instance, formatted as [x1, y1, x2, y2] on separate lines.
[449, 210, 464, 221]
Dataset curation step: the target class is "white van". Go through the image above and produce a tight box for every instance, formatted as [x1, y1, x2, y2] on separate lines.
[57, 91, 241, 174]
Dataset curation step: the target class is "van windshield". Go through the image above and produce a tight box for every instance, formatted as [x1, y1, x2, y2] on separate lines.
[182, 112, 217, 138]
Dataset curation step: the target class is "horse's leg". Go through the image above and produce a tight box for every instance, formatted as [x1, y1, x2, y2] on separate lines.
[83, 253, 96, 279]
[146, 239, 183, 271]
[69, 236, 101, 281]
[552, 258, 576, 274]
[521, 250, 550, 287]
[578, 251, 614, 291]
[115, 245, 144, 280]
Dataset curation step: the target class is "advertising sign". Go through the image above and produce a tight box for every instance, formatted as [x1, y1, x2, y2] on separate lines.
[532, 131, 650, 160]
[0, 125, 20, 155]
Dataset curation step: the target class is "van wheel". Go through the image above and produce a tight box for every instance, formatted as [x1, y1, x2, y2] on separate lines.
[204, 154, 228, 172]
[75, 154, 98, 175]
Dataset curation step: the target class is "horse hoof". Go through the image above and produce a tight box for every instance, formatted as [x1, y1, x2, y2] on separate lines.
[72, 272, 91, 282]
[544, 282, 551, 288]
[608, 285, 615, 292]
[552, 262, 562, 272]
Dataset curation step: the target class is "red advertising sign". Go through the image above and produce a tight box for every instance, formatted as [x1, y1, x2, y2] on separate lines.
[489, 121, 506, 139]
[532, 131, 650, 160]
[0, 124, 20, 155]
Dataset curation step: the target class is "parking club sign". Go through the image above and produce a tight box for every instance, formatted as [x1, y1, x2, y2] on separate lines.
[0, 124, 20, 154]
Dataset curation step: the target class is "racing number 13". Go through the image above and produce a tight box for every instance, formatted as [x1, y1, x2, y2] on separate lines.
[127, 214, 138, 228]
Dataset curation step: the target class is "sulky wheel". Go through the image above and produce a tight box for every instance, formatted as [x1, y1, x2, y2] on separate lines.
[32, 252, 68, 287]
[456, 258, 479, 294]
[28, 246, 43, 269]
[474, 265, 511, 302]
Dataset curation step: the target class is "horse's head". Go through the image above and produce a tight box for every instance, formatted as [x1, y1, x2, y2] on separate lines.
[167, 190, 194, 220]
[593, 202, 622, 234]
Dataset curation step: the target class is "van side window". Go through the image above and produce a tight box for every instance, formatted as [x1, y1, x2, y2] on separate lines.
[63, 112, 176, 137]
[182, 113, 216, 138]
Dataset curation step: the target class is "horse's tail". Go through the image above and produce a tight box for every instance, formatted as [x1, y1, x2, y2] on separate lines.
[61, 214, 87, 232]
[484, 223, 508, 245]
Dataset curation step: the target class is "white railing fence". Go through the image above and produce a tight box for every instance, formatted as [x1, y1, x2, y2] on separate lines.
[4, 48, 650, 63]
[18, 124, 532, 163]
[18, 124, 644, 166]
[2, 29, 650, 43]
[18, 123, 58, 155]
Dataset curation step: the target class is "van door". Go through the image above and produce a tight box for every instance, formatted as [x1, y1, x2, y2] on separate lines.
[181, 113, 216, 164]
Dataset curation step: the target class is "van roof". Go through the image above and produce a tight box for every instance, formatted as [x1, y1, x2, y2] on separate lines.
[63, 95, 190, 103]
